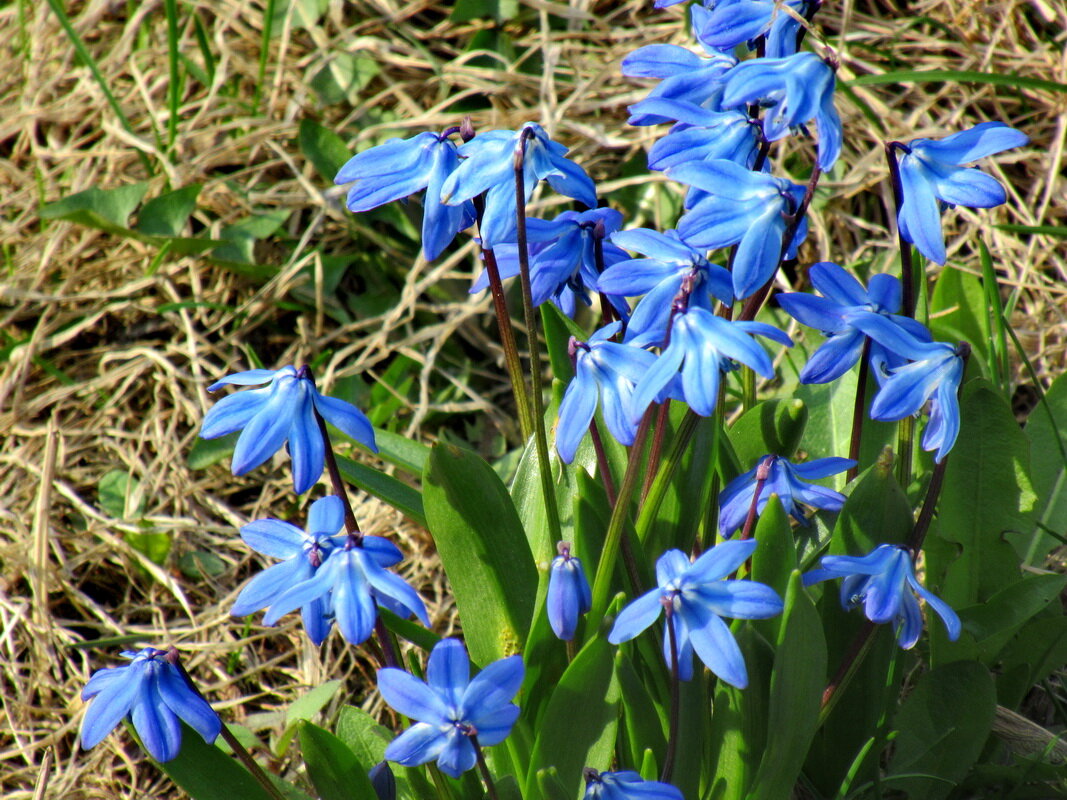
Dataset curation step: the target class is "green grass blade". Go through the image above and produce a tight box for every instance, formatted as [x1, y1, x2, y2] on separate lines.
[849, 69, 1067, 94]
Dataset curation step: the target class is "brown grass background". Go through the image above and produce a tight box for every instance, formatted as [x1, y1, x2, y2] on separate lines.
[1, 0, 1064, 797]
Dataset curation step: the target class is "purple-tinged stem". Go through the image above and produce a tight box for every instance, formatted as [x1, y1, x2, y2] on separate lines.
[589, 419, 618, 506]
[660, 599, 681, 784]
[818, 619, 878, 724]
[470, 735, 499, 800]
[738, 456, 774, 542]
[884, 142, 916, 319]
[846, 339, 873, 483]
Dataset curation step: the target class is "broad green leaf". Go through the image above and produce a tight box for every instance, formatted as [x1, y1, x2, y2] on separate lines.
[213, 209, 291, 264]
[829, 455, 911, 558]
[540, 303, 584, 385]
[423, 443, 536, 666]
[286, 680, 342, 729]
[996, 223, 1067, 237]
[927, 383, 1036, 629]
[124, 527, 171, 566]
[535, 767, 572, 800]
[272, 0, 329, 29]
[728, 398, 808, 467]
[178, 550, 225, 579]
[335, 706, 422, 800]
[616, 651, 667, 770]
[187, 431, 239, 470]
[299, 119, 353, 182]
[794, 372, 895, 473]
[373, 427, 431, 476]
[1024, 371, 1067, 565]
[494, 775, 524, 800]
[997, 617, 1067, 708]
[335, 454, 425, 526]
[749, 572, 827, 800]
[957, 573, 1067, 662]
[298, 722, 376, 800]
[98, 469, 145, 519]
[525, 635, 620, 798]
[136, 184, 202, 236]
[157, 722, 278, 800]
[929, 266, 989, 368]
[750, 496, 797, 642]
[40, 182, 149, 228]
[886, 661, 996, 800]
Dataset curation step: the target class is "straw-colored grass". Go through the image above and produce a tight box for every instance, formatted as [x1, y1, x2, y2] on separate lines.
[1, 0, 1064, 797]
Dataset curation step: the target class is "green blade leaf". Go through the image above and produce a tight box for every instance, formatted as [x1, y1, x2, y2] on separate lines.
[299, 119, 353, 182]
[156, 723, 282, 800]
[136, 184, 202, 236]
[40, 182, 150, 228]
[335, 454, 425, 526]
[298, 721, 376, 800]
[728, 398, 808, 467]
[423, 443, 536, 666]
[849, 69, 1067, 94]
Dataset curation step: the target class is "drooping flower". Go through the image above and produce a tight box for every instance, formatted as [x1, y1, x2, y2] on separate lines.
[440, 123, 597, 248]
[776, 261, 931, 384]
[335, 130, 476, 260]
[851, 314, 967, 462]
[260, 512, 428, 646]
[718, 454, 854, 536]
[379, 639, 524, 778]
[668, 159, 808, 298]
[556, 323, 663, 463]
[200, 365, 376, 494]
[721, 51, 842, 171]
[893, 122, 1029, 264]
[598, 227, 734, 347]
[231, 495, 406, 645]
[608, 542, 784, 686]
[470, 208, 630, 318]
[547, 541, 593, 640]
[583, 768, 684, 800]
[804, 544, 961, 648]
[643, 103, 760, 171]
[629, 306, 792, 421]
[695, 0, 813, 58]
[80, 647, 221, 762]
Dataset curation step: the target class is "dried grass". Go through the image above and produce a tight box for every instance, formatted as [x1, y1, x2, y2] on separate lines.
[0, 0, 1064, 796]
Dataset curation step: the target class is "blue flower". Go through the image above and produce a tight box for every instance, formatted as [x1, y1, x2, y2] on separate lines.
[851, 314, 966, 462]
[80, 647, 221, 762]
[599, 227, 734, 347]
[804, 544, 961, 648]
[718, 454, 854, 536]
[231, 495, 405, 645]
[556, 323, 662, 463]
[894, 122, 1028, 264]
[470, 208, 630, 318]
[721, 51, 842, 171]
[548, 542, 593, 640]
[776, 262, 932, 384]
[695, 0, 811, 58]
[259, 500, 428, 646]
[583, 769, 684, 800]
[630, 307, 792, 421]
[668, 159, 808, 298]
[609, 543, 783, 686]
[335, 130, 476, 260]
[440, 123, 597, 248]
[200, 365, 376, 494]
[643, 103, 760, 171]
[379, 639, 524, 778]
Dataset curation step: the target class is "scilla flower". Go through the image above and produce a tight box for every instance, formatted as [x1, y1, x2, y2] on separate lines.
[335, 129, 476, 260]
[609, 542, 784, 687]
[718, 454, 854, 537]
[804, 544, 961, 648]
[696, 0, 812, 58]
[81, 647, 221, 762]
[548, 541, 593, 640]
[893, 122, 1028, 264]
[200, 365, 376, 494]
[379, 639, 524, 778]
[232, 495, 406, 645]
[583, 768, 684, 800]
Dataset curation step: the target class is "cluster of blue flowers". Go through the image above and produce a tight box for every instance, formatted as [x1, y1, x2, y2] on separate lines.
[77, 0, 1027, 795]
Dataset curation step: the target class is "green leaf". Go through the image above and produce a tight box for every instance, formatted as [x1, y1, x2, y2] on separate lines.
[450, 0, 520, 23]
[212, 209, 291, 264]
[525, 634, 620, 798]
[749, 572, 827, 800]
[187, 432, 239, 470]
[750, 496, 798, 642]
[373, 427, 431, 476]
[335, 706, 422, 800]
[995, 223, 1067, 237]
[957, 573, 1067, 662]
[335, 455, 425, 526]
[848, 69, 1067, 94]
[886, 661, 997, 800]
[277, 681, 341, 755]
[157, 722, 277, 800]
[99, 469, 146, 519]
[179, 550, 226, 580]
[298, 722, 376, 800]
[1024, 371, 1067, 565]
[540, 303, 584, 385]
[136, 184, 202, 236]
[728, 398, 808, 467]
[124, 527, 171, 566]
[299, 119, 353, 181]
[40, 182, 150, 228]
[929, 266, 989, 367]
[927, 383, 1036, 616]
[997, 617, 1067, 708]
[309, 52, 380, 104]
[829, 455, 912, 558]
[535, 767, 572, 800]
[616, 651, 667, 770]
[423, 443, 536, 666]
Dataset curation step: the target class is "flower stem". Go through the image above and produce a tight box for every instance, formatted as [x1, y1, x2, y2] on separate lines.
[311, 405, 361, 541]
[589, 419, 618, 506]
[641, 402, 671, 502]
[636, 409, 701, 540]
[894, 416, 914, 491]
[660, 601, 681, 784]
[588, 408, 654, 635]
[846, 339, 872, 483]
[514, 131, 563, 546]
[470, 735, 499, 800]
[171, 651, 286, 800]
[818, 620, 878, 727]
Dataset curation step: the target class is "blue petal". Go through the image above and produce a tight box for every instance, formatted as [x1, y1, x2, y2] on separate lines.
[799, 332, 865, 384]
[377, 668, 450, 725]
[314, 394, 377, 452]
[896, 591, 924, 649]
[230, 381, 307, 476]
[928, 165, 1006, 208]
[362, 535, 403, 568]
[240, 518, 306, 559]
[231, 557, 311, 617]
[732, 206, 785, 298]
[131, 679, 183, 762]
[384, 722, 448, 767]
[469, 703, 520, 747]
[608, 587, 665, 644]
[869, 360, 943, 420]
[898, 157, 946, 264]
[621, 44, 703, 78]
[461, 655, 524, 721]
[914, 122, 1028, 164]
[332, 556, 379, 645]
[776, 292, 848, 333]
[81, 666, 144, 748]
[698, 0, 774, 48]
[308, 496, 346, 536]
[684, 540, 759, 584]
[629, 339, 685, 424]
[207, 369, 279, 390]
[808, 261, 869, 306]
[866, 273, 902, 312]
[288, 402, 325, 494]
[359, 552, 430, 626]
[910, 578, 961, 641]
[791, 457, 855, 480]
[435, 734, 478, 778]
[157, 666, 221, 743]
[683, 604, 749, 688]
[200, 389, 269, 439]
[262, 557, 337, 625]
[556, 364, 598, 464]
[426, 638, 469, 708]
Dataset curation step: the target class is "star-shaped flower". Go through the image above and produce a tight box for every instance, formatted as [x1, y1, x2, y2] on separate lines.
[379, 639, 524, 778]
